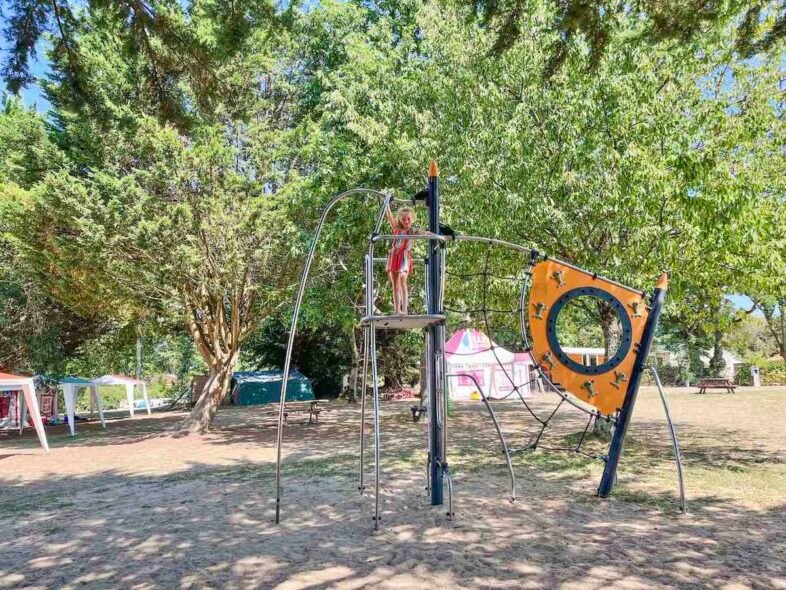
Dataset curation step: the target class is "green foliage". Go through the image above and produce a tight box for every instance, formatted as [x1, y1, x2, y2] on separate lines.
[10, 116, 296, 340]
[642, 363, 689, 388]
[0, 97, 107, 371]
[0, 97, 67, 186]
[734, 361, 786, 387]
[469, 0, 786, 74]
[1, 0, 785, 419]
[2, 0, 283, 128]
[291, 0, 785, 345]
[377, 330, 422, 390]
[726, 314, 780, 363]
[242, 314, 351, 398]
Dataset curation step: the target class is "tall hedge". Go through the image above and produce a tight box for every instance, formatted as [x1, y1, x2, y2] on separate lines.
[733, 362, 786, 386]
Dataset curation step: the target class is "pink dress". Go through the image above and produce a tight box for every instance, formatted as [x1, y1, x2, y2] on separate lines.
[386, 228, 414, 274]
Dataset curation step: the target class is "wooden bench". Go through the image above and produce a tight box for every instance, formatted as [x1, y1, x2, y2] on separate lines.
[283, 400, 326, 424]
[696, 378, 736, 394]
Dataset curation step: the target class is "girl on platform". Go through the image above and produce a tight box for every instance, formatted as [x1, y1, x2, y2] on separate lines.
[385, 204, 434, 315]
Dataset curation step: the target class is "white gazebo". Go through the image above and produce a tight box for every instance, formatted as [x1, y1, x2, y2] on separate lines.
[0, 372, 49, 452]
[93, 375, 151, 417]
[59, 376, 107, 436]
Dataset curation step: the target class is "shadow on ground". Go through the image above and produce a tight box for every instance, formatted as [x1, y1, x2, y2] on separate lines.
[1, 397, 785, 588]
[1, 458, 784, 588]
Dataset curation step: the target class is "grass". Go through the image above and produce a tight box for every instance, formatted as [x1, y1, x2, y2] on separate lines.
[3, 387, 785, 514]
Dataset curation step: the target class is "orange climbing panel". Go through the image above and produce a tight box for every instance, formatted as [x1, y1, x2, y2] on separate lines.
[528, 260, 650, 416]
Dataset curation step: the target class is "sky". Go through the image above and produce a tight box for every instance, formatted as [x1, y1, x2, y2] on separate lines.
[1, 40, 53, 112]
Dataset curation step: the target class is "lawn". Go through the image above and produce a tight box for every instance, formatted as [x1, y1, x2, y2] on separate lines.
[1, 386, 784, 589]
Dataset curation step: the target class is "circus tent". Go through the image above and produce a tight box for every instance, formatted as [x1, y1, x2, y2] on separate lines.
[445, 329, 535, 401]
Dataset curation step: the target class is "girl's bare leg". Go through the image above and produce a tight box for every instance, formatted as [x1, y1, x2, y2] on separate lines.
[400, 272, 409, 315]
[388, 271, 398, 314]
[396, 274, 404, 314]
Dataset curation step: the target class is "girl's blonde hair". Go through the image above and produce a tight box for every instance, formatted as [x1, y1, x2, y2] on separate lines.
[398, 206, 415, 218]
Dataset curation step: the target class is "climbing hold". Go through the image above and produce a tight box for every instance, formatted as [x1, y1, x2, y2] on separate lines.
[541, 351, 556, 370]
[582, 380, 598, 398]
[629, 300, 644, 318]
[611, 371, 628, 390]
[534, 302, 548, 319]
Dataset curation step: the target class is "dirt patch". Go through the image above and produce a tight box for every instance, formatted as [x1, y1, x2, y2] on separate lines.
[1, 387, 784, 588]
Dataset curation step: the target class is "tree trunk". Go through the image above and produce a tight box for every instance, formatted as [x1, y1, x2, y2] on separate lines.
[181, 351, 239, 433]
[383, 373, 403, 391]
[758, 297, 785, 362]
[598, 301, 621, 360]
[708, 331, 725, 377]
[775, 299, 785, 362]
[419, 346, 428, 402]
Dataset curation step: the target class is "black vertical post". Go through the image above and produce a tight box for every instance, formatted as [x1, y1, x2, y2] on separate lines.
[598, 274, 668, 497]
[427, 160, 444, 506]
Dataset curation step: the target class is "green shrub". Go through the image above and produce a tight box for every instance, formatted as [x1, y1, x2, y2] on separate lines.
[734, 361, 786, 386]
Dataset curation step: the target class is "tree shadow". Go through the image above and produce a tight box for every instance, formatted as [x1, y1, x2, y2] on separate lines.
[2, 456, 784, 588]
[2, 396, 785, 587]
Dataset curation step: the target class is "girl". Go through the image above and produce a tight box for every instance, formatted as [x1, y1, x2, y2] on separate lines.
[385, 204, 433, 315]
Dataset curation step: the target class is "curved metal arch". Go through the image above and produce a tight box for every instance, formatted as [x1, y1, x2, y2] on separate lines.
[452, 234, 645, 296]
[447, 373, 517, 502]
[275, 188, 392, 524]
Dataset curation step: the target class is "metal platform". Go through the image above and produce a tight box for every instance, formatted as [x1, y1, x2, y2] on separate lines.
[359, 314, 446, 330]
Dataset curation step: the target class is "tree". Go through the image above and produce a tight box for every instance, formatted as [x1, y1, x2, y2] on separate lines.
[725, 313, 779, 363]
[10, 119, 297, 431]
[0, 96, 110, 372]
[1, 0, 285, 128]
[287, 0, 785, 357]
[754, 296, 786, 362]
[468, 0, 786, 75]
[4, 0, 785, 428]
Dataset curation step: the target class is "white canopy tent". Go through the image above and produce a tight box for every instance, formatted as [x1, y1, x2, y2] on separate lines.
[59, 377, 107, 436]
[93, 375, 151, 417]
[0, 372, 49, 452]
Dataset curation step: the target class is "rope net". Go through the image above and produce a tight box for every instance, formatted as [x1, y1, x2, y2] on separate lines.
[439, 238, 615, 460]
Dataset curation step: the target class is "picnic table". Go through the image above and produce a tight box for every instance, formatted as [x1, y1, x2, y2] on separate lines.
[695, 378, 736, 394]
[282, 400, 327, 424]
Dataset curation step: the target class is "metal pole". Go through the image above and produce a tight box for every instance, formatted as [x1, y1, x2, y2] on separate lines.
[358, 252, 374, 492]
[274, 188, 391, 524]
[370, 324, 382, 529]
[448, 373, 517, 502]
[424, 259, 432, 495]
[135, 335, 142, 381]
[651, 367, 687, 512]
[598, 273, 668, 497]
[358, 325, 369, 492]
[439, 247, 448, 458]
[427, 160, 444, 506]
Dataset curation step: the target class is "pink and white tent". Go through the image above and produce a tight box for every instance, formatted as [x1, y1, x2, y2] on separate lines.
[0, 372, 48, 451]
[445, 329, 534, 401]
[93, 375, 151, 417]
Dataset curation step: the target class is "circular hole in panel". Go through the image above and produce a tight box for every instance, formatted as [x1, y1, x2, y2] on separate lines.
[554, 294, 623, 367]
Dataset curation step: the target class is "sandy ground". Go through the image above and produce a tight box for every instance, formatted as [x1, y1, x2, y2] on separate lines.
[1, 387, 785, 589]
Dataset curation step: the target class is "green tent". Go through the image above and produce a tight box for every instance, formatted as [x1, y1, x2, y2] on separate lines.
[231, 371, 314, 406]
